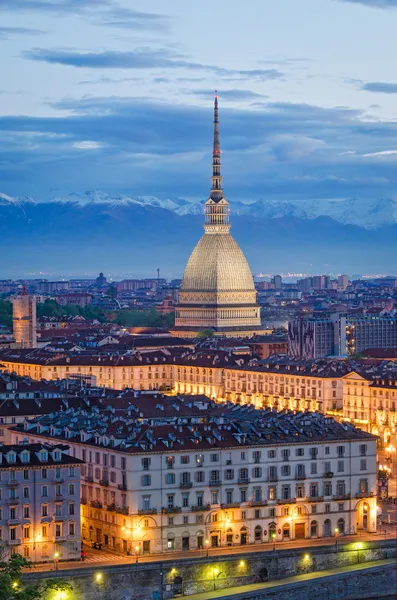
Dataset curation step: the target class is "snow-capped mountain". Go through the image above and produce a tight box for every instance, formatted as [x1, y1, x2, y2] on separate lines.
[1, 190, 395, 229]
[1, 189, 396, 276]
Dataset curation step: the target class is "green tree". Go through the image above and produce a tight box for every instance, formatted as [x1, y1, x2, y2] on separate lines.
[197, 328, 214, 338]
[0, 299, 12, 328]
[0, 553, 73, 600]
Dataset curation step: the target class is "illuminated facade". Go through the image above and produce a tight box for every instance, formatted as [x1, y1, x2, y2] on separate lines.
[173, 95, 263, 338]
[0, 443, 82, 562]
[12, 292, 37, 348]
[15, 412, 377, 555]
[342, 371, 397, 444]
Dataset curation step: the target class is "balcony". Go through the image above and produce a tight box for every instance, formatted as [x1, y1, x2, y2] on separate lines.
[333, 493, 351, 501]
[54, 515, 66, 522]
[138, 508, 158, 515]
[180, 482, 193, 489]
[209, 480, 221, 487]
[116, 506, 129, 515]
[268, 476, 278, 482]
[118, 484, 127, 491]
[80, 497, 87, 505]
[7, 518, 22, 525]
[226, 460, 233, 465]
[54, 478, 65, 484]
[221, 502, 241, 509]
[90, 500, 103, 509]
[277, 498, 296, 505]
[7, 497, 20, 505]
[54, 495, 64, 502]
[162, 506, 182, 514]
[9, 538, 21, 545]
[355, 491, 372, 499]
[308, 495, 324, 503]
[7, 480, 19, 487]
[99, 479, 109, 487]
[85, 476, 94, 483]
[106, 503, 116, 512]
[249, 500, 268, 507]
[191, 503, 210, 512]
[323, 472, 334, 478]
[296, 474, 306, 480]
[238, 478, 250, 485]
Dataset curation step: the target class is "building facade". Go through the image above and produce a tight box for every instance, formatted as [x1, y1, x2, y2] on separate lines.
[0, 443, 82, 562]
[12, 292, 37, 349]
[342, 370, 397, 444]
[173, 95, 263, 338]
[13, 408, 377, 555]
[289, 313, 397, 359]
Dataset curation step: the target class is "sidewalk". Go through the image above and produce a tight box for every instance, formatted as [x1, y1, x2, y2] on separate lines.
[184, 559, 396, 600]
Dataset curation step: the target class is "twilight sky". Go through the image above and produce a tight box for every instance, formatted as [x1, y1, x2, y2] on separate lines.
[1, 0, 397, 202]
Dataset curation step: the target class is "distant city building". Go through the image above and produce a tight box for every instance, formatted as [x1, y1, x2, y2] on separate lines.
[173, 95, 264, 338]
[337, 274, 349, 291]
[96, 272, 107, 289]
[38, 280, 69, 293]
[56, 293, 92, 307]
[12, 291, 37, 348]
[272, 275, 282, 289]
[0, 443, 82, 562]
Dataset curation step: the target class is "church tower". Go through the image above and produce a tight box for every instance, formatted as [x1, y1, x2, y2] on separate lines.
[172, 94, 264, 338]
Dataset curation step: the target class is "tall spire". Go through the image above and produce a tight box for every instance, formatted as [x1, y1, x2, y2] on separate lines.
[210, 91, 223, 202]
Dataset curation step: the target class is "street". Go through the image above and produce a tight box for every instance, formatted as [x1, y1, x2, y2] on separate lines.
[26, 529, 396, 573]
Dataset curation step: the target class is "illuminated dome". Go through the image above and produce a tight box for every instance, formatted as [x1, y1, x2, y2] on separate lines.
[181, 233, 256, 293]
[172, 93, 264, 338]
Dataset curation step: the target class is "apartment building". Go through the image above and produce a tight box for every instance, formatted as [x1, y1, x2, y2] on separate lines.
[12, 404, 377, 555]
[342, 367, 397, 444]
[0, 443, 82, 562]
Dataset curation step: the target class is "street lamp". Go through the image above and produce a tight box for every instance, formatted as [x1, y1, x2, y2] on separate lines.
[334, 528, 339, 553]
[212, 567, 219, 591]
[205, 539, 209, 558]
[135, 545, 140, 569]
[54, 551, 59, 571]
[272, 532, 276, 551]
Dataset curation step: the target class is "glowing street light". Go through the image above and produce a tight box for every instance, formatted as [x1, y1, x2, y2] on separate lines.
[205, 539, 209, 557]
[95, 572, 103, 584]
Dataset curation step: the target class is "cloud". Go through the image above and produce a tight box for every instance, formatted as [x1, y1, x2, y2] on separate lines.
[0, 26, 45, 38]
[0, 0, 109, 13]
[363, 149, 397, 157]
[100, 7, 171, 32]
[0, 1, 171, 33]
[362, 81, 397, 93]
[336, 0, 397, 7]
[1, 97, 397, 201]
[193, 89, 268, 101]
[22, 47, 284, 80]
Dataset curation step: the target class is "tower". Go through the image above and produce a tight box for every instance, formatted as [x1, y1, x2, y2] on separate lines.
[12, 290, 37, 348]
[172, 94, 264, 338]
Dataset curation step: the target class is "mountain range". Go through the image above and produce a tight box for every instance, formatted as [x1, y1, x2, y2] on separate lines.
[1, 191, 396, 277]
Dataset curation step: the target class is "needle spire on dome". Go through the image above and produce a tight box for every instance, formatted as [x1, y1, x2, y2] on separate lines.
[210, 91, 223, 202]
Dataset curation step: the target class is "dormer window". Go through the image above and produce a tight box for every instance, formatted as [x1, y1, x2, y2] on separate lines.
[21, 452, 30, 463]
[40, 451, 48, 462]
[54, 451, 61, 462]
[7, 452, 16, 463]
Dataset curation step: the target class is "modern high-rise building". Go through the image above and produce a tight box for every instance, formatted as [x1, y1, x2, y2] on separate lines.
[12, 291, 37, 348]
[337, 274, 349, 291]
[289, 313, 397, 359]
[173, 95, 264, 338]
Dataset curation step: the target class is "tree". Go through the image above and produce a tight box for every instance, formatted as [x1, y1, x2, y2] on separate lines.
[0, 553, 72, 600]
[0, 553, 41, 600]
[0, 299, 12, 328]
[197, 328, 214, 338]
